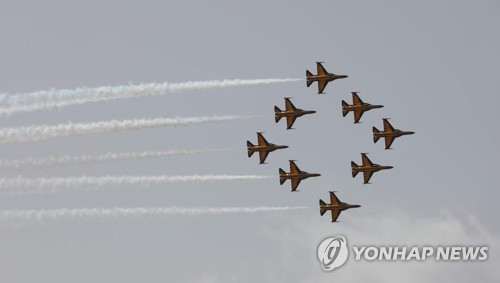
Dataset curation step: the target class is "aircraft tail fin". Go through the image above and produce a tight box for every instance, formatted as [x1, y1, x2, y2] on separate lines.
[319, 199, 327, 216]
[306, 70, 313, 87]
[279, 168, 286, 185]
[373, 127, 381, 143]
[247, 141, 255, 157]
[351, 161, 359, 177]
[274, 106, 282, 123]
[341, 100, 349, 117]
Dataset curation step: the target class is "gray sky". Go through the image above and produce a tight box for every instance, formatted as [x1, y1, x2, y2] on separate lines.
[0, 1, 499, 282]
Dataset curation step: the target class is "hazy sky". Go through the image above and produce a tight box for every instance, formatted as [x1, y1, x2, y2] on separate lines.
[0, 1, 499, 282]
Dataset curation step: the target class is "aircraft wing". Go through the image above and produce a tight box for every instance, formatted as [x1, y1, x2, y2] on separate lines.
[331, 209, 341, 222]
[286, 116, 298, 129]
[257, 133, 269, 146]
[363, 171, 374, 184]
[258, 150, 270, 164]
[329, 192, 341, 206]
[384, 136, 396, 149]
[285, 98, 297, 112]
[383, 119, 395, 132]
[353, 110, 365, 123]
[289, 160, 300, 174]
[352, 92, 364, 106]
[317, 80, 328, 94]
[316, 62, 328, 76]
[361, 153, 373, 167]
[291, 178, 302, 191]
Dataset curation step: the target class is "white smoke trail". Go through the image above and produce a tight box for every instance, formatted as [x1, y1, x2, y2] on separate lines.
[0, 115, 262, 143]
[0, 148, 236, 170]
[0, 175, 274, 194]
[0, 206, 309, 221]
[0, 78, 301, 115]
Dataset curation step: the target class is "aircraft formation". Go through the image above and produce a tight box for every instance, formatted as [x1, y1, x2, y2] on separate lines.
[246, 62, 414, 222]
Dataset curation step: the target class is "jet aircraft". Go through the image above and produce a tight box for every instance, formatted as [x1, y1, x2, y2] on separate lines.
[373, 118, 415, 149]
[247, 132, 288, 164]
[351, 153, 393, 184]
[320, 191, 361, 222]
[279, 160, 321, 191]
[342, 92, 383, 123]
[274, 97, 316, 129]
[306, 62, 348, 94]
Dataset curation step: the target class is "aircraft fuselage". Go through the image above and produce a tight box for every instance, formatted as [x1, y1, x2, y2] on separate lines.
[344, 104, 383, 111]
[373, 130, 415, 139]
[251, 144, 288, 152]
[321, 204, 361, 211]
[281, 172, 321, 181]
[309, 74, 348, 82]
[275, 109, 316, 119]
[352, 165, 393, 174]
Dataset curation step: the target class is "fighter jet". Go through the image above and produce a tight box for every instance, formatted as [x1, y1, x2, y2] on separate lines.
[373, 118, 415, 149]
[306, 62, 348, 94]
[274, 98, 316, 129]
[247, 132, 288, 164]
[351, 153, 393, 184]
[279, 160, 321, 191]
[342, 92, 383, 123]
[320, 191, 361, 222]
